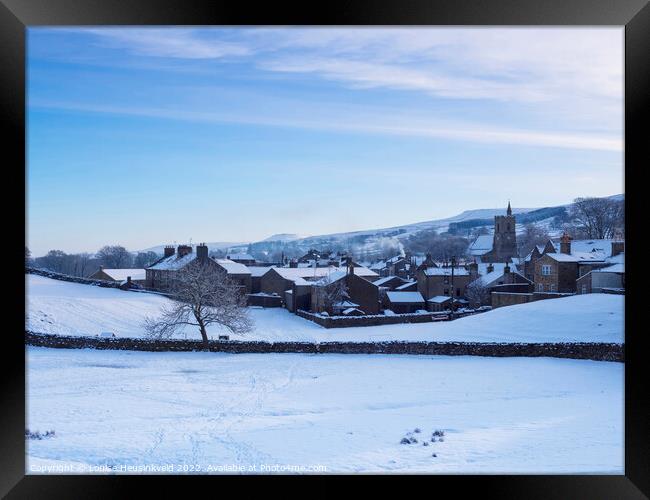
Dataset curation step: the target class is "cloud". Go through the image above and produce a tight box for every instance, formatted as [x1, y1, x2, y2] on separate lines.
[30, 99, 622, 153]
[79, 28, 251, 59]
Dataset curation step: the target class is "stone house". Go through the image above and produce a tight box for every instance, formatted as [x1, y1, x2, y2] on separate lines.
[310, 266, 381, 315]
[576, 262, 625, 294]
[145, 243, 251, 294]
[426, 295, 452, 312]
[260, 264, 379, 312]
[417, 267, 473, 300]
[372, 275, 408, 291]
[88, 266, 146, 285]
[385, 291, 426, 314]
[533, 233, 616, 293]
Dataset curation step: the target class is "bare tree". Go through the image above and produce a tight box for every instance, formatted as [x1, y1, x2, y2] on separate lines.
[144, 262, 252, 348]
[313, 275, 349, 314]
[466, 279, 491, 308]
[517, 223, 550, 259]
[569, 197, 624, 239]
[134, 251, 160, 268]
[96, 245, 133, 268]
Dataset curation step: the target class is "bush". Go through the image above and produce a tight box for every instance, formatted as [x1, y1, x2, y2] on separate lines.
[25, 429, 55, 440]
[400, 437, 411, 445]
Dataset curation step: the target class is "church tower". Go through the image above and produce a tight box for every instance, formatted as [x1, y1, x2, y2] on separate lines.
[490, 201, 517, 262]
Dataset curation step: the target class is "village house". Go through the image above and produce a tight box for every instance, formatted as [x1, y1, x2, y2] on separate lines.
[533, 233, 622, 293]
[426, 295, 452, 312]
[88, 266, 146, 285]
[145, 243, 252, 294]
[385, 291, 426, 314]
[260, 264, 379, 312]
[372, 275, 408, 291]
[248, 266, 274, 293]
[417, 266, 473, 301]
[469, 262, 533, 307]
[310, 264, 381, 315]
[213, 259, 252, 294]
[576, 260, 625, 295]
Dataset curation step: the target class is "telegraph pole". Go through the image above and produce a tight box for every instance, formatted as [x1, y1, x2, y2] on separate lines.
[449, 256, 456, 320]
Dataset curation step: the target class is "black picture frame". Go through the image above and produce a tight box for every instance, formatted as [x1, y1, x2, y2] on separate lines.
[2, 0, 647, 496]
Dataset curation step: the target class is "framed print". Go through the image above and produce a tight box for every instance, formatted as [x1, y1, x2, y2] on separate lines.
[2, 0, 648, 496]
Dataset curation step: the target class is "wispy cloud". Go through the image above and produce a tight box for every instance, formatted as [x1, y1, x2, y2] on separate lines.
[30, 99, 622, 152]
[79, 28, 251, 59]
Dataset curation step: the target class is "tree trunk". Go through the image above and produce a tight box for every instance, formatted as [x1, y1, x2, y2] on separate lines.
[198, 321, 209, 350]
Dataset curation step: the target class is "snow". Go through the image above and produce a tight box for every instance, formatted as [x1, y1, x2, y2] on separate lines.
[100, 269, 146, 281]
[594, 263, 624, 274]
[214, 259, 251, 275]
[395, 281, 417, 291]
[428, 296, 451, 304]
[423, 268, 470, 276]
[468, 234, 493, 255]
[26, 348, 623, 474]
[373, 276, 401, 287]
[26, 275, 624, 343]
[386, 291, 425, 304]
[248, 266, 274, 277]
[148, 252, 197, 271]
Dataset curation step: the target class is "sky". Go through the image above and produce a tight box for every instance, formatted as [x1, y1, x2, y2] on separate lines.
[27, 27, 624, 256]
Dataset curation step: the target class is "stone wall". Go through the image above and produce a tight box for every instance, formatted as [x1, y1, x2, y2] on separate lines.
[25, 331, 624, 362]
[296, 309, 484, 328]
[26, 267, 122, 288]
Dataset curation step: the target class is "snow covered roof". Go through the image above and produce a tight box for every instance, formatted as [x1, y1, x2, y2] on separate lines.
[148, 252, 197, 271]
[477, 262, 519, 275]
[469, 234, 493, 256]
[101, 269, 146, 281]
[423, 267, 470, 276]
[395, 281, 417, 291]
[248, 266, 274, 277]
[214, 259, 251, 275]
[226, 253, 254, 261]
[373, 276, 401, 287]
[333, 300, 360, 308]
[427, 295, 452, 303]
[594, 263, 624, 273]
[386, 291, 424, 303]
[546, 252, 606, 263]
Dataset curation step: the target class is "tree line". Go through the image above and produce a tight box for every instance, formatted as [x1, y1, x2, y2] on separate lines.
[26, 245, 161, 278]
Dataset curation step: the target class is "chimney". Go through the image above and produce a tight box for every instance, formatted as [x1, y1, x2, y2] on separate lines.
[504, 263, 510, 274]
[469, 260, 479, 278]
[347, 256, 354, 275]
[99, 265, 104, 271]
[196, 243, 208, 261]
[164, 245, 175, 258]
[487, 262, 494, 273]
[289, 259, 298, 268]
[611, 240, 624, 257]
[177, 244, 192, 258]
[560, 231, 572, 255]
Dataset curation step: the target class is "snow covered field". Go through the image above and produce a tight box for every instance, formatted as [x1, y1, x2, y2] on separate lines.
[26, 348, 623, 474]
[26, 275, 624, 343]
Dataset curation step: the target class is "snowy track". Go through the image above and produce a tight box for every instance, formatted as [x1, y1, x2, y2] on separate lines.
[27, 348, 623, 474]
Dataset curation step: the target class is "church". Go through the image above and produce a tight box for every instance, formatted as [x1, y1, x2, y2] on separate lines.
[468, 202, 518, 263]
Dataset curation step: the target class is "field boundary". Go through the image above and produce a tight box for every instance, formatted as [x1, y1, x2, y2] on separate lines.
[25, 331, 624, 362]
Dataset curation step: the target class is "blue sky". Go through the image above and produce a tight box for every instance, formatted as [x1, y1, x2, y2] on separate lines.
[27, 27, 623, 256]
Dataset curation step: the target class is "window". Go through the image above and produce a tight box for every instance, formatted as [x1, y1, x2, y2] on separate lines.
[444, 288, 449, 295]
[537, 283, 544, 292]
[581, 284, 587, 294]
[549, 284, 555, 292]
[456, 288, 461, 297]
[541, 265, 552, 276]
